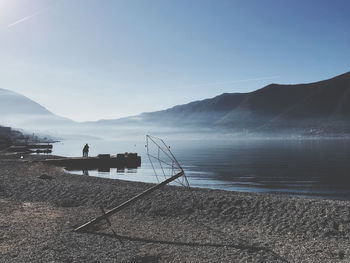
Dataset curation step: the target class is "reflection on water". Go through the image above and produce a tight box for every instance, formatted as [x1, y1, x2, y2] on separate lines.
[55, 138, 350, 200]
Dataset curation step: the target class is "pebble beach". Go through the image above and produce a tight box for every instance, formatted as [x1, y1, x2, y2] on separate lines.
[1, 154, 350, 262]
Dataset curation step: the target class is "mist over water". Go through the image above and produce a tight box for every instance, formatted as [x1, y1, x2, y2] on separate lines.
[52, 137, 350, 200]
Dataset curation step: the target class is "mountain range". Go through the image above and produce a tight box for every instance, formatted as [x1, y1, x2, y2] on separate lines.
[0, 88, 74, 130]
[1, 71, 350, 137]
[96, 71, 350, 135]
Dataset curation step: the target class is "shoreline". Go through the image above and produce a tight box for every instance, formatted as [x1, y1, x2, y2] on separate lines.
[1, 154, 350, 262]
[66, 164, 350, 203]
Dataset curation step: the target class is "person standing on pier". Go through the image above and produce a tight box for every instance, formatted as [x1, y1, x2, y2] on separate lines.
[83, 143, 89, 158]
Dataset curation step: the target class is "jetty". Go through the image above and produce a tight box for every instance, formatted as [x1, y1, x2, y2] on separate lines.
[44, 153, 141, 169]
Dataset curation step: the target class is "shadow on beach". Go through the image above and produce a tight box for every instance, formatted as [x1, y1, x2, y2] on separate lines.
[88, 228, 289, 262]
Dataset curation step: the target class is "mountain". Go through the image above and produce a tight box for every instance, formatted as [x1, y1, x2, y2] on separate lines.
[2, 71, 350, 137]
[0, 88, 74, 131]
[0, 88, 53, 116]
[96, 71, 350, 135]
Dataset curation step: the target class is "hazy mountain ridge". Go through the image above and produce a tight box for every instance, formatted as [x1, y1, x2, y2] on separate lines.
[0, 88, 75, 131]
[1, 71, 350, 136]
[0, 88, 53, 116]
[99, 71, 350, 135]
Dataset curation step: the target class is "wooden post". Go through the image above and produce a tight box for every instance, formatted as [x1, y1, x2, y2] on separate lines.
[74, 170, 185, 232]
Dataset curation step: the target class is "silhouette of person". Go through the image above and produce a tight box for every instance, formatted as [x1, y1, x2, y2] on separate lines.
[83, 143, 89, 158]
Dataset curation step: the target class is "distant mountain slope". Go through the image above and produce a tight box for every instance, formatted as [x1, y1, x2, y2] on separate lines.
[0, 88, 53, 116]
[217, 71, 350, 130]
[2, 71, 350, 136]
[0, 88, 74, 130]
[96, 71, 350, 134]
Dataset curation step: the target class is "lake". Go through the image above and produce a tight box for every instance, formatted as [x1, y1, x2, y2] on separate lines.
[52, 137, 350, 200]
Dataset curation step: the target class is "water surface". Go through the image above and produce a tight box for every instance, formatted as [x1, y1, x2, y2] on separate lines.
[52, 138, 350, 200]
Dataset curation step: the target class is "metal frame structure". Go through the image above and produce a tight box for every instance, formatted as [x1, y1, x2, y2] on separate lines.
[146, 135, 190, 187]
[74, 135, 190, 233]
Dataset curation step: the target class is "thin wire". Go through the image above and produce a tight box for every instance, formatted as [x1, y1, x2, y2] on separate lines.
[146, 136, 160, 183]
[147, 136, 175, 163]
[158, 147, 167, 180]
[148, 154, 175, 168]
[146, 135, 191, 189]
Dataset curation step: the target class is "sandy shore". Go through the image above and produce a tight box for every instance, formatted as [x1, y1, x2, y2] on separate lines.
[1, 154, 350, 262]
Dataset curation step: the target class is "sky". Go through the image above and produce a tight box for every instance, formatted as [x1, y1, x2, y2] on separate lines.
[0, 0, 349, 122]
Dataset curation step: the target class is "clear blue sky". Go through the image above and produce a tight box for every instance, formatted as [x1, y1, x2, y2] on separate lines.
[0, 0, 349, 121]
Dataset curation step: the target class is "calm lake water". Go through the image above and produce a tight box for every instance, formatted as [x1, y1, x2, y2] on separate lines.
[52, 138, 350, 200]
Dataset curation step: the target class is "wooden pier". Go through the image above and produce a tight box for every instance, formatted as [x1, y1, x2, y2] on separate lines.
[44, 153, 141, 169]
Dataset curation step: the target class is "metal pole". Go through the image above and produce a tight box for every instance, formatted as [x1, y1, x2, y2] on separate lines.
[74, 170, 185, 232]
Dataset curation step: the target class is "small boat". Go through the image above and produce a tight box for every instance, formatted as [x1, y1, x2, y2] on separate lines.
[6, 145, 52, 154]
[43, 153, 141, 169]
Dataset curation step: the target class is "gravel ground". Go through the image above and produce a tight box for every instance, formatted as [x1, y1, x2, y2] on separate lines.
[1, 154, 350, 262]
